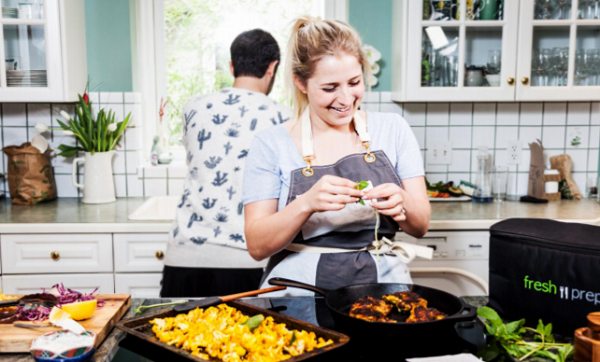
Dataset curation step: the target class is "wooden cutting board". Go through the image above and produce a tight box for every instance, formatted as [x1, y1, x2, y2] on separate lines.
[0, 294, 130, 353]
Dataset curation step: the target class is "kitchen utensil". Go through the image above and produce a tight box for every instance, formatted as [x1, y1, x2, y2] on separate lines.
[492, 165, 508, 202]
[479, 0, 501, 20]
[268, 278, 477, 356]
[465, 0, 484, 20]
[72, 151, 116, 204]
[14, 323, 52, 329]
[543, 169, 561, 199]
[0, 293, 57, 310]
[575, 312, 600, 362]
[486, 74, 501, 86]
[430, 0, 457, 20]
[117, 300, 349, 362]
[173, 286, 286, 313]
[0, 294, 130, 353]
[465, 66, 484, 86]
[473, 146, 493, 202]
[30, 330, 96, 362]
[31, 135, 48, 153]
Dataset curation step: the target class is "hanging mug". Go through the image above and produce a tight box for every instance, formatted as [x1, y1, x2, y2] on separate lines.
[430, 0, 457, 21]
[479, 0, 501, 20]
[462, 0, 484, 20]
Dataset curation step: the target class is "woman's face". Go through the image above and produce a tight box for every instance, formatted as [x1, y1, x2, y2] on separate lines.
[298, 52, 364, 127]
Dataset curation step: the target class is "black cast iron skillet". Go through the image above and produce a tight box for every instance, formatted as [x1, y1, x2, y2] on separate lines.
[269, 277, 477, 354]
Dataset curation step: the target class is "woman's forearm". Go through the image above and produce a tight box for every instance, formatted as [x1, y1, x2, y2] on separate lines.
[245, 198, 313, 261]
[397, 190, 430, 238]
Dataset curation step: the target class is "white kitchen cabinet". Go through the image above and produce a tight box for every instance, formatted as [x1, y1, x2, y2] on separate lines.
[515, 1, 600, 101]
[0, 0, 87, 102]
[396, 0, 600, 102]
[115, 273, 162, 298]
[113, 233, 168, 272]
[1, 234, 113, 274]
[1, 273, 115, 294]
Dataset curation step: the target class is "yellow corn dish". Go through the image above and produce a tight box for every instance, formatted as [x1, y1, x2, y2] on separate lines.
[150, 304, 334, 362]
[0, 290, 17, 313]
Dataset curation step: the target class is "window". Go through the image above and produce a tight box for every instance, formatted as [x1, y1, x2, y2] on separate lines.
[161, 0, 325, 146]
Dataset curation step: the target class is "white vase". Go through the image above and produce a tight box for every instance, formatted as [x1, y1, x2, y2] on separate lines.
[72, 151, 116, 204]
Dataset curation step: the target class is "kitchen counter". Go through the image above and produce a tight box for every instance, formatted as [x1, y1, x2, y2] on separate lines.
[0, 197, 598, 233]
[0, 296, 489, 362]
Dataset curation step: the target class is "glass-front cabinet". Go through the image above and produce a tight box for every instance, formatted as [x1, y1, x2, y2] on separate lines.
[0, 0, 86, 102]
[404, 0, 519, 101]
[516, 0, 600, 101]
[396, 0, 600, 102]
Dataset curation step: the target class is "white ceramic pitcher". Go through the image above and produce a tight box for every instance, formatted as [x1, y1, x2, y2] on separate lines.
[72, 151, 116, 204]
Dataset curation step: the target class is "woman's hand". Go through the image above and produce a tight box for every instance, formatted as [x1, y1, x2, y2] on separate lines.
[363, 183, 407, 222]
[302, 175, 364, 213]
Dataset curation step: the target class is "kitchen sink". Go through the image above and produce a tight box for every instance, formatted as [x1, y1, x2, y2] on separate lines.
[128, 196, 179, 221]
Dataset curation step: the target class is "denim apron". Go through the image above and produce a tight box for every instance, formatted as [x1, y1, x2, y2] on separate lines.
[260, 109, 428, 297]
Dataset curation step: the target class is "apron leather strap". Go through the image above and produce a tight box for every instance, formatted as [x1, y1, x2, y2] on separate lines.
[285, 237, 433, 264]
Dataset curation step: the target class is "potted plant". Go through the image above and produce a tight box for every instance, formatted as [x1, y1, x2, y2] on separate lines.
[36, 91, 131, 203]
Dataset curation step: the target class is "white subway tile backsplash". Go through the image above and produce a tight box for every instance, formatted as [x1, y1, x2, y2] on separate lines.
[379, 102, 401, 116]
[127, 175, 144, 197]
[380, 92, 392, 103]
[471, 127, 495, 148]
[425, 163, 447, 172]
[104, 103, 125, 123]
[572, 172, 586, 194]
[126, 151, 141, 174]
[497, 103, 519, 125]
[591, 102, 600, 125]
[124, 92, 142, 104]
[588, 150, 598, 172]
[426, 103, 449, 125]
[566, 126, 589, 149]
[589, 126, 599, 150]
[144, 165, 167, 178]
[55, 174, 79, 197]
[506, 172, 517, 195]
[567, 103, 591, 125]
[473, 103, 496, 125]
[364, 92, 380, 103]
[519, 127, 543, 148]
[89, 92, 100, 104]
[53, 104, 75, 123]
[520, 149, 531, 170]
[362, 103, 380, 112]
[543, 149, 564, 168]
[426, 127, 449, 149]
[450, 103, 472, 125]
[27, 104, 51, 126]
[114, 175, 127, 197]
[2, 104, 26, 126]
[144, 178, 167, 196]
[517, 173, 529, 195]
[520, 103, 543, 125]
[404, 103, 426, 126]
[52, 155, 75, 175]
[168, 162, 188, 178]
[495, 127, 519, 149]
[425, 173, 447, 184]
[543, 103, 567, 125]
[567, 150, 588, 171]
[448, 150, 471, 172]
[125, 128, 140, 150]
[542, 126, 566, 149]
[447, 173, 470, 184]
[124, 104, 141, 127]
[411, 127, 425, 149]
[113, 151, 126, 174]
[100, 92, 123, 104]
[3, 127, 28, 147]
[449, 126, 472, 149]
[168, 178, 185, 196]
[495, 150, 517, 171]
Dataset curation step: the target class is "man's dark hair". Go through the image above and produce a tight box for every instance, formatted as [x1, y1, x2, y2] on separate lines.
[230, 29, 280, 78]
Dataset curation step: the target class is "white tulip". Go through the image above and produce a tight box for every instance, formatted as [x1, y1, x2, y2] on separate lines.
[368, 74, 378, 87]
[371, 63, 380, 75]
[34, 122, 48, 133]
[63, 130, 75, 136]
[60, 110, 71, 122]
[363, 44, 382, 64]
[108, 123, 118, 132]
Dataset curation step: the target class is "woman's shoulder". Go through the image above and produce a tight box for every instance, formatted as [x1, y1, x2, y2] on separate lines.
[252, 124, 291, 150]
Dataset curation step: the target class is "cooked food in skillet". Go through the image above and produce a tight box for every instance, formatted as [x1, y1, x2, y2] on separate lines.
[349, 293, 447, 324]
[382, 291, 427, 312]
[150, 303, 333, 361]
[406, 306, 447, 323]
[349, 296, 396, 323]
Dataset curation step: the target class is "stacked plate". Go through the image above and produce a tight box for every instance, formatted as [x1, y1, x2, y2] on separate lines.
[7, 70, 47, 87]
[2, 7, 18, 18]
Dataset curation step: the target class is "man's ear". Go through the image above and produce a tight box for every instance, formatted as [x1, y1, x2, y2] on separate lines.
[266, 60, 278, 77]
[293, 74, 307, 94]
[229, 61, 235, 77]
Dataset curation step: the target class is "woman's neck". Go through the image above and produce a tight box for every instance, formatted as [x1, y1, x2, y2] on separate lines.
[308, 108, 356, 135]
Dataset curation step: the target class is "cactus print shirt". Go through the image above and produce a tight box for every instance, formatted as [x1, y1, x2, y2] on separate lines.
[165, 88, 291, 268]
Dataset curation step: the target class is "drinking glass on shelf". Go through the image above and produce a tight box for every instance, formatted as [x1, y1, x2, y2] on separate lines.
[429, 50, 443, 87]
[18, 3, 33, 19]
[492, 166, 509, 202]
[593, 0, 600, 18]
[444, 55, 459, 87]
[552, 47, 569, 86]
[536, 0, 556, 19]
[487, 50, 502, 75]
[588, 49, 600, 86]
[534, 49, 552, 86]
[575, 49, 589, 86]
[586, 175, 598, 198]
[556, 0, 571, 19]
[579, 0, 592, 18]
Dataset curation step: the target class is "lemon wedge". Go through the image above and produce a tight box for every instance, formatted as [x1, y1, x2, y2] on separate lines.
[49, 307, 70, 324]
[60, 300, 97, 321]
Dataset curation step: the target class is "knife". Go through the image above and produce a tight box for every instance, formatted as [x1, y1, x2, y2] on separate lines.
[173, 286, 286, 313]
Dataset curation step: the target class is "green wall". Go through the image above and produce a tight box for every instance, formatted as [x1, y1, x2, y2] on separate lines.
[348, 0, 393, 91]
[84, 0, 133, 92]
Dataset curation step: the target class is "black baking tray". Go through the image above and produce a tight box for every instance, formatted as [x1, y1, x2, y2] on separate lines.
[116, 300, 350, 362]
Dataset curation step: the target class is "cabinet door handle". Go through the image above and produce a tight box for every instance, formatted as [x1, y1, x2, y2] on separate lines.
[50, 251, 60, 261]
[507, 77, 515, 85]
[521, 77, 530, 85]
[155, 251, 164, 260]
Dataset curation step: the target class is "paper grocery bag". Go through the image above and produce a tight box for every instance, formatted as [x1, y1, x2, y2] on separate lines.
[550, 154, 582, 200]
[527, 139, 545, 199]
[2, 142, 57, 205]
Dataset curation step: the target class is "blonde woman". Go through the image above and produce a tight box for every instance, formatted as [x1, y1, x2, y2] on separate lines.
[242, 16, 430, 297]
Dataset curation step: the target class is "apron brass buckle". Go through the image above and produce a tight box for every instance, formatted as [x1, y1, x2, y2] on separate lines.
[302, 156, 315, 177]
[362, 142, 376, 163]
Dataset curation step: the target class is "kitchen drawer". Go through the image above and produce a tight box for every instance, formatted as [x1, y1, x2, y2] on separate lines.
[113, 234, 168, 272]
[1, 274, 115, 294]
[1, 234, 113, 274]
[115, 273, 162, 298]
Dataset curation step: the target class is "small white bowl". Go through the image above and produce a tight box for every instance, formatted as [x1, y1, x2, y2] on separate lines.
[486, 74, 501, 87]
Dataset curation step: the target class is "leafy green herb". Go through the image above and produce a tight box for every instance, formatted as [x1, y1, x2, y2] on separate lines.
[355, 180, 381, 260]
[241, 314, 264, 331]
[476, 306, 573, 362]
[289, 330, 296, 346]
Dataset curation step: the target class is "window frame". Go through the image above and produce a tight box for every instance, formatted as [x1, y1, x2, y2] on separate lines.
[133, 0, 348, 159]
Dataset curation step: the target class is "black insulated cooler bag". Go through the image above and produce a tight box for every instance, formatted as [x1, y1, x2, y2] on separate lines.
[488, 218, 600, 334]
